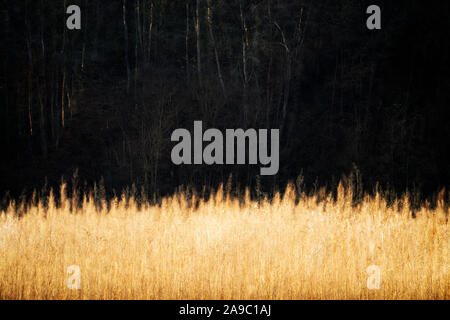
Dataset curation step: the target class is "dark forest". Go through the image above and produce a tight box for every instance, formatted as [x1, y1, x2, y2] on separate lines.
[1, 0, 450, 202]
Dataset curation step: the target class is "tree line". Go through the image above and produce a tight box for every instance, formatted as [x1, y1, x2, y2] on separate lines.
[1, 0, 449, 202]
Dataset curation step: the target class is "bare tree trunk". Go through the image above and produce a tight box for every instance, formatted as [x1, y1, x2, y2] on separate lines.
[147, 1, 153, 63]
[50, 68, 56, 145]
[206, 0, 226, 97]
[2, 7, 11, 153]
[275, 7, 306, 134]
[281, 54, 291, 134]
[67, 82, 73, 120]
[81, 0, 88, 70]
[39, 0, 48, 158]
[136, 0, 143, 56]
[185, 1, 190, 83]
[239, 1, 248, 122]
[135, 0, 140, 100]
[195, 0, 202, 86]
[123, 0, 131, 94]
[61, 68, 66, 128]
[25, 10, 33, 137]
[60, 0, 67, 130]
[265, 0, 273, 128]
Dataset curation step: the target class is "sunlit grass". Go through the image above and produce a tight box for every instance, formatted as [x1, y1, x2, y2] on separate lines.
[0, 182, 448, 300]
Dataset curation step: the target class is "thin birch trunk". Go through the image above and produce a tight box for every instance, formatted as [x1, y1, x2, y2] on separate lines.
[206, 0, 226, 97]
[239, 1, 248, 121]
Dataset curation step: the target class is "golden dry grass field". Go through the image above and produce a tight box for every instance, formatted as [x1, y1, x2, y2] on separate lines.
[0, 183, 448, 300]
